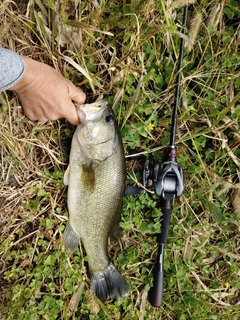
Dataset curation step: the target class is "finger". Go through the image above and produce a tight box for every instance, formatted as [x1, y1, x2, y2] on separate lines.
[65, 83, 86, 125]
[21, 103, 48, 122]
[65, 102, 80, 125]
[27, 113, 48, 122]
[68, 82, 86, 105]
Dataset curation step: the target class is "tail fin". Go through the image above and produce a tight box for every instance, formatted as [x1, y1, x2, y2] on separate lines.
[90, 263, 129, 302]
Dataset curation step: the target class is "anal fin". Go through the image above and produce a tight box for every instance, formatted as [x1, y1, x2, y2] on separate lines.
[63, 223, 80, 252]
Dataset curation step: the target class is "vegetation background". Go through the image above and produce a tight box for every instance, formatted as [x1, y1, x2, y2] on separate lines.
[0, 0, 239, 319]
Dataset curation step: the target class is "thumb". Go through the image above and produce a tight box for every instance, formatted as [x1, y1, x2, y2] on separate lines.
[69, 83, 86, 105]
[67, 83, 86, 125]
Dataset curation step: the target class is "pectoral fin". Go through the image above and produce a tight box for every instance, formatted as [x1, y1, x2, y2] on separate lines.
[63, 223, 80, 252]
[64, 165, 71, 186]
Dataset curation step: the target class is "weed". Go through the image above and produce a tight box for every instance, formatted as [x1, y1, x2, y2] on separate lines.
[0, 0, 240, 319]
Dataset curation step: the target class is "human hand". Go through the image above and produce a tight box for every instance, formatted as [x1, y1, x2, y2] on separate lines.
[10, 56, 86, 125]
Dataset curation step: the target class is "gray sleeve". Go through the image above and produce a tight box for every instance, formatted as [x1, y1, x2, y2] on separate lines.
[0, 48, 26, 92]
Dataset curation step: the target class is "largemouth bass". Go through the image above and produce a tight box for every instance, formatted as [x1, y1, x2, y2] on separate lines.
[63, 100, 129, 302]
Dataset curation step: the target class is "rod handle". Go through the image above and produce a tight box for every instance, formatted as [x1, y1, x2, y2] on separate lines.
[148, 244, 164, 307]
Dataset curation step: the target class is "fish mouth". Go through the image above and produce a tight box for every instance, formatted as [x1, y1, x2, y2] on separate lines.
[75, 100, 109, 123]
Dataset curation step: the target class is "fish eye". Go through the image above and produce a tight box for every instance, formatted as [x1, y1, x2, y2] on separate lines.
[105, 115, 114, 123]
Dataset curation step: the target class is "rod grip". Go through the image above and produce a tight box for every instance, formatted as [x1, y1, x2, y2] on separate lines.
[149, 200, 171, 307]
[148, 244, 164, 307]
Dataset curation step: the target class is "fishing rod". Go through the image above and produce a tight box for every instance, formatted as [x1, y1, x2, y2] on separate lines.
[147, 5, 188, 307]
[147, 5, 187, 307]
[125, 5, 187, 307]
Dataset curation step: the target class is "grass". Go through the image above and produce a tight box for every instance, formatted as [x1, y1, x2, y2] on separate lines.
[0, 0, 240, 319]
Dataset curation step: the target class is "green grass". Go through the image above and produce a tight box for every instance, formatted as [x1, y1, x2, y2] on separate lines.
[0, 0, 240, 319]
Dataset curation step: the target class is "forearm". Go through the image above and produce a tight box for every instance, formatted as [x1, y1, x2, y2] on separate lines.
[0, 48, 26, 91]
